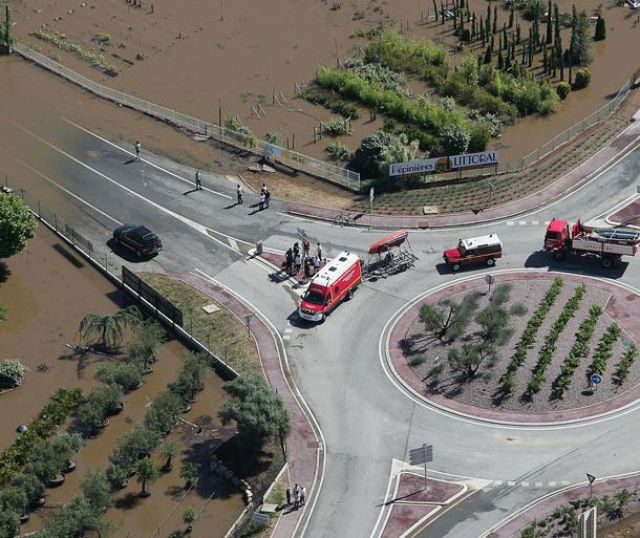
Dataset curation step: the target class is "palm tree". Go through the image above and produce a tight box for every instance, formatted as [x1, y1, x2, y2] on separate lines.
[182, 507, 198, 533]
[136, 458, 159, 497]
[159, 440, 181, 472]
[79, 306, 143, 350]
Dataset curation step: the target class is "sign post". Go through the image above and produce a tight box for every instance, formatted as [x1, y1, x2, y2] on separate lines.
[590, 374, 602, 391]
[586, 473, 596, 497]
[369, 187, 375, 215]
[485, 274, 495, 295]
[409, 444, 434, 491]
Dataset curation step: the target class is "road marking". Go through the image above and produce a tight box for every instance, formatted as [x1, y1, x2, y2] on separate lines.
[10, 119, 241, 256]
[493, 480, 503, 486]
[561, 480, 570, 486]
[531, 220, 539, 225]
[521, 481, 529, 487]
[535, 481, 543, 488]
[507, 481, 516, 486]
[518, 220, 527, 225]
[544, 220, 551, 225]
[228, 238, 241, 254]
[548, 481, 557, 487]
[0, 149, 122, 227]
[506, 221, 514, 226]
[60, 117, 232, 199]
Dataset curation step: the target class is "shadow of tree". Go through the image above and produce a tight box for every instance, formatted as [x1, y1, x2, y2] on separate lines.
[0, 262, 10, 284]
[115, 492, 144, 510]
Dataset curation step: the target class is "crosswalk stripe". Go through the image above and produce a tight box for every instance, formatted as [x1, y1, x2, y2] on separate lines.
[507, 481, 516, 486]
[521, 481, 529, 487]
[531, 220, 539, 225]
[506, 221, 515, 226]
[544, 220, 551, 225]
[519, 220, 527, 225]
[535, 481, 543, 488]
[228, 238, 240, 253]
[549, 481, 557, 487]
[493, 480, 503, 486]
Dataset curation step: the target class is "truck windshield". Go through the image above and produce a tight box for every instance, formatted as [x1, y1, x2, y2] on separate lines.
[546, 232, 561, 240]
[303, 290, 326, 305]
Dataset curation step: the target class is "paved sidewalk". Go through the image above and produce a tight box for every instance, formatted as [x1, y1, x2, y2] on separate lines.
[387, 272, 640, 424]
[284, 122, 640, 229]
[181, 272, 319, 538]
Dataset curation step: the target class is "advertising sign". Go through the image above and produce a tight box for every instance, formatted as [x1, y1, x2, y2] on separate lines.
[389, 151, 499, 177]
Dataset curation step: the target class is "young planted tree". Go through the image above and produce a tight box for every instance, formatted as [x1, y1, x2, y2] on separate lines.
[144, 391, 182, 435]
[0, 180, 36, 260]
[475, 305, 512, 345]
[77, 399, 107, 435]
[127, 320, 165, 372]
[136, 458, 159, 497]
[79, 305, 143, 350]
[110, 424, 160, 474]
[159, 440, 181, 471]
[545, 0, 552, 44]
[96, 362, 141, 392]
[0, 359, 26, 388]
[180, 462, 200, 489]
[81, 470, 113, 512]
[570, 9, 593, 66]
[448, 343, 496, 379]
[183, 507, 198, 533]
[11, 473, 45, 507]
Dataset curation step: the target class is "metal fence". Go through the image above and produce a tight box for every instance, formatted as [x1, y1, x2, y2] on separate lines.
[12, 43, 361, 192]
[507, 67, 640, 173]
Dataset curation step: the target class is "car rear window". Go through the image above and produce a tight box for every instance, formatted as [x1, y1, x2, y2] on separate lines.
[143, 233, 158, 243]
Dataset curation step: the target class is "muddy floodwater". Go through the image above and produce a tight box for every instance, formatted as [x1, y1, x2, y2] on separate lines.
[0, 224, 244, 536]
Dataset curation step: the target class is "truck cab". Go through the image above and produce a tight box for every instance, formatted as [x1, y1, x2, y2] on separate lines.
[543, 218, 569, 251]
[298, 251, 362, 322]
[443, 234, 502, 272]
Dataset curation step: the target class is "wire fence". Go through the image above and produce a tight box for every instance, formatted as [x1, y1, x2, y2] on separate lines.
[12, 43, 361, 192]
[503, 67, 640, 173]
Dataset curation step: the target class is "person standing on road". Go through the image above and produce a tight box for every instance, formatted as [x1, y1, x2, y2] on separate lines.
[195, 170, 202, 190]
[294, 253, 302, 275]
[264, 189, 271, 209]
[302, 239, 310, 258]
[316, 242, 322, 261]
[259, 192, 266, 211]
[313, 256, 320, 274]
[260, 183, 267, 196]
[134, 140, 141, 160]
[236, 184, 243, 205]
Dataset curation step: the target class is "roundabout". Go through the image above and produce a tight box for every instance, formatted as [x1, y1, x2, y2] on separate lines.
[384, 270, 640, 425]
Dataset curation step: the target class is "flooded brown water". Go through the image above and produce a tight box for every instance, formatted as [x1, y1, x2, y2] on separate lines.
[0, 224, 244, 536]
[4, 0, 640, 170]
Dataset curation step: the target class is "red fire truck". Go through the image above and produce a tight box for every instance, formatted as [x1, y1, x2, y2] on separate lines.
[544, 218, 640, 268]
[298, 251, 362, 322]
[443, 234, 503, 272]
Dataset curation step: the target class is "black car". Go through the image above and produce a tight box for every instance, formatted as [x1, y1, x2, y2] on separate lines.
[113, 225, 162, 257]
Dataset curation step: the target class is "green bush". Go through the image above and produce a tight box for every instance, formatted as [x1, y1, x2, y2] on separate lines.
[321, 117, 351, 136]
[96, 363, 141, 392]
[556, 81, 571, 100]
[573, 69, 592, 90]
[299, 90, 359, 119]
[0, 360, 26, 389]
[325, 141, 354, 162]
[510, 303, 528, 316]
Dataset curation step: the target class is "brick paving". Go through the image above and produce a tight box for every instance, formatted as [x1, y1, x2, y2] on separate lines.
[608, 198, 640, 229]
[387, 272, 640, 424]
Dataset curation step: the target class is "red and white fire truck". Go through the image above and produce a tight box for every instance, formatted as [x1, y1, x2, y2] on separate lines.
[544, 218, 640, 268]
[298, 251, 362, 323]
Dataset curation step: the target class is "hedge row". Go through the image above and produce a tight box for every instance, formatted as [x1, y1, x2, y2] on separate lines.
[590, 323, 622, 375]
[526, 284, 586, 396]
[499, 277, 564, 396]
[615, 344, 638, 386]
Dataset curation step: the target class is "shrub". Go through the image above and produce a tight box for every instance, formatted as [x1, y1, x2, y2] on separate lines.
[510, 303, 528, 316]
[573, 69, 592, 90]
[590, 323, 622, 375]
[223, 114, 257, 147]
[321, 117, 351, 136]
[594, 16, 606, 41]
[95, 362, 141, 392]
[299, 90, 359, 119]
[440, 123, 471, 155]
[325, 142, 354, 162]
[144, 391, 182, 435]
[342, 57, 408, 94]
[77, 399, 107, 434]
[105, 464, 128, 491]
[614, 344, 637, 386]
[0, 360, 26, 389]
[556, 81, 571, 100]
[264, 131, 282, 145]
[490, 284, 512, 306]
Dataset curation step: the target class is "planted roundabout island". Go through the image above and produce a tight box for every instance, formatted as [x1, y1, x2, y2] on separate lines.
[387, 271, 640, 423]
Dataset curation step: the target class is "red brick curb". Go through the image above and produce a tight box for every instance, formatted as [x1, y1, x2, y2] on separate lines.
[387, 271, 640, 424]
[180, 272, 319, 538]
[608, 197, 640, 228]
[284, 122, 640, 229]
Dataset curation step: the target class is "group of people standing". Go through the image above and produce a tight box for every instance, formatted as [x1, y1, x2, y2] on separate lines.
[286, 483, 306, 510]
[235, 183, 270, 210]
[285, 239, 322, 276]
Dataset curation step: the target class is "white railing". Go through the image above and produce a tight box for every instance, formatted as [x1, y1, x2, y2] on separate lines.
[13, 43, 361, 192]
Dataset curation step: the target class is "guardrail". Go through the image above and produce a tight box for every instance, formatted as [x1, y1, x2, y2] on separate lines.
[12, 43, 361, 192]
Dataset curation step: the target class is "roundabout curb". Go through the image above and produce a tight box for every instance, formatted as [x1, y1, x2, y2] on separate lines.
[380, 269, 640, 427]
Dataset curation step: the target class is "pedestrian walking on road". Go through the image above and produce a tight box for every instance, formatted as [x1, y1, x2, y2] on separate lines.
[294, 491, 300, 510]
[302, 239, 310, 258]
[293, 242, 300, 258]
[294, 254, 302, 275]
[313, 256, 320, 275]
[134, 140, 141, 160]
[260, 183, 268, 196]
[195, 169, 202, 190]
[285, 248, 294, 275]
[316, 242, 322, 261]
[286, 488, 291, 507]
[294, 483, 300, 497]
[259, 192, 266, 211]
[236, 184, 243, 205]
[265, 189, 271, 209]
[301, 486, 306, 505]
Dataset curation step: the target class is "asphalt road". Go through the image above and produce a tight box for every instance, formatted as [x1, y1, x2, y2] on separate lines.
[3, 111, 640, 538]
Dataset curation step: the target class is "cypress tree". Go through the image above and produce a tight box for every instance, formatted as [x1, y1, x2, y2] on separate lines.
[594, 16, 606, 41]
[493, 6, 498, 34]
[502, 24, 508, 49]
[471, 15, 476, 40]
[521, 40, 526, 65]
[453, 6, 457, 30]
[490, 33, 495, 51]
[433, 0, 438, 21]
[441, 2, 445, 24]
[498, 32, 503, 54]
[483, 44, 492, 64]
[486, 4, 491, 35]
[498, 48, 504, 70]
[480, 16, 485, 45]
[546, 0, 553, 44]
[528, 40, 533, 66]
[543, 43, 548, 74]
[509, 3, 514, 28]
[516, 23, 521, 44]
[511, 38, 516, 61]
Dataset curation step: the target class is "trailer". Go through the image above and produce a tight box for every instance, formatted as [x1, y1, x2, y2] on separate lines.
[544, 218, 640, 268]
[362, 230, 418, 280]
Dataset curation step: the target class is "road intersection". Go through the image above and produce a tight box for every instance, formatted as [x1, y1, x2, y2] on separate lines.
[3, 113, 640, 538]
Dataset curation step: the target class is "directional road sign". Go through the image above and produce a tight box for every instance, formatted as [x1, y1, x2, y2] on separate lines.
[591, 374, 602, 385]
[409, 444, 433, 465]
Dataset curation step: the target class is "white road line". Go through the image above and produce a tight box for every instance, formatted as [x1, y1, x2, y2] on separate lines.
[11, 120, 240, 255]
[535, 481, 543, 488]
[493, 480, 503, 486]
[283, 335, 291, 341]
[228, 238, 241, 254]
[561, 480, 570, 486]
[521, 481, 529, 487]
[60, 117, 232, 199]
[544, 220, 551, 225]
[507, 481, 516, 487]
[531, 220, 539, 225]
[548, 481, 557, 487]
[506, 221, 514, 226]
[0, 149, 122, 226]
[518, 220, 527, 225]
